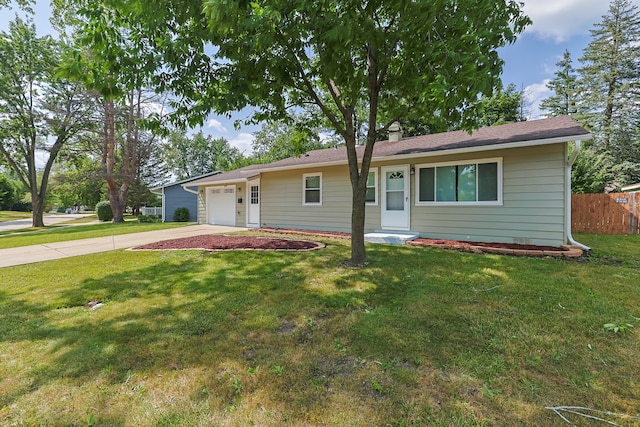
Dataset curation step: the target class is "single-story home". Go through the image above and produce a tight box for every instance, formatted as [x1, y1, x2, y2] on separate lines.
[186, 116, 591, 248]
[151, 171, 221, 222]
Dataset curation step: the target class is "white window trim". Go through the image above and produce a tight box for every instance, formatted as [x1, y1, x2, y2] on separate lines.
[303, 172, 323, 206]
[414, 157, 503, 206]
[365, 168, 378, 206]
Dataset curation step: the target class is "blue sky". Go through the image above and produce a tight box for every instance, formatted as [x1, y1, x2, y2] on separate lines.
[2, 0, 637, 153]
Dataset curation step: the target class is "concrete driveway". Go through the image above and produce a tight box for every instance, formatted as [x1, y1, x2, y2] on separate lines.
[0, 224, 247, 268]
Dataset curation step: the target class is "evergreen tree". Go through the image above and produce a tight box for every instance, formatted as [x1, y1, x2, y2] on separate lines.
[540, 50, 579, 118]
[578, 0, 640, 149]
[477, 83, 527, 126]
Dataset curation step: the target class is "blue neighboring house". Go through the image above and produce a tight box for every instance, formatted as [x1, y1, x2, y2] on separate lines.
[151, 171, 222, 222]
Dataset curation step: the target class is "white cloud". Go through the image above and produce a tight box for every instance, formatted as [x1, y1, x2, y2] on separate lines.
[207, 119, 228, 133]
[521, 0, 614, 42]
[228, 132, 255, 154]
[524, 79, 552, 119]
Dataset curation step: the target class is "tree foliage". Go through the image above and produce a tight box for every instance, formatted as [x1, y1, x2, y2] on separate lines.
[542, 0, 640, 192]
[0, 173, 26, 210]
[48, 156, 105, 208]
[540, 50, 579, 118]
[165, 131, 246, 180]
[477, 83, 527, 127]
[0, 18, 95, 226]
[60, 0, 529, 264]
[578, 0, 640, 148]
[251, 119, 326, 164]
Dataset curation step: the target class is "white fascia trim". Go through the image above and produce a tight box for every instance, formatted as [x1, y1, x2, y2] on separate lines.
[243, 133, 593, 174]
[182, 178, 247, 191]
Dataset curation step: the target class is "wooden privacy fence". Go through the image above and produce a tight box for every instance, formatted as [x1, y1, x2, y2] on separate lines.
[572, 192, 640, 234]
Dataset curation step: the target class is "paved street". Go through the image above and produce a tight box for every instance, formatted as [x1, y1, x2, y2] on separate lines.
[0, 213, 95, 232]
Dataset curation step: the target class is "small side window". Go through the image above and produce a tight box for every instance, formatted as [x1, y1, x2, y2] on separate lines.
[303, 173, 322, 205]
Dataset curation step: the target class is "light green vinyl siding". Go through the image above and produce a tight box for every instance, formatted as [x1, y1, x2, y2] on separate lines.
[236, 184, 247, 226]
[260, 165, 380, 232]
[197, 189, 206, 224]
[201, 142, 569, 246]
[409, 144, 567, 246]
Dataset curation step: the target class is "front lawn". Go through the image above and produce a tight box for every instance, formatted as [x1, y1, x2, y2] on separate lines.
[0, 234, 638, 425]
[0, 221, 189, 249]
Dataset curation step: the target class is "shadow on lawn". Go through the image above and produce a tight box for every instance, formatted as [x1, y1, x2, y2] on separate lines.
[3, 243, 635, 425]
[0, 246, 513, 416]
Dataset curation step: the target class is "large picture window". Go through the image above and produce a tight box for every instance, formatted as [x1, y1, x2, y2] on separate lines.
[303, 173, 322, 205]
[416, 158, 501, 205]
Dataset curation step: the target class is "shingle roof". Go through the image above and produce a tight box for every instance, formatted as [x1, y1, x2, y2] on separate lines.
[188, 115, 590, 186]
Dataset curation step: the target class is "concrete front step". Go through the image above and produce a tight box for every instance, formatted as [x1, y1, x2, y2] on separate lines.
[364, 231, 419, 245]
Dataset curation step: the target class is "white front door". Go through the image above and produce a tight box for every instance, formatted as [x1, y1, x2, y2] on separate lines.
[247, 178, 260, 228]
[381, 165, 410, 229]
[207, 186, 236, 226]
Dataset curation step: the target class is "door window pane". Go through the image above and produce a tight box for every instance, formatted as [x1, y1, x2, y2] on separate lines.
[386, 170, 405, 210]
[386, 191, 404, 210]
[250, 185, 259, 204]
[386, 171, 404, 191]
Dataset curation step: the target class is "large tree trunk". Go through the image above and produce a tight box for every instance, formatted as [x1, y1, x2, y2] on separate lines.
[350, 179, 367, 266]
[31, 195, 45, 227]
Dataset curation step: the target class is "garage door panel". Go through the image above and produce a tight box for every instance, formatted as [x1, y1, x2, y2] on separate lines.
[208, 186, 236, 226]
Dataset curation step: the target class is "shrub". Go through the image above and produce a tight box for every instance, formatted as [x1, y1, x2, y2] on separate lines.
[138, 214, 161, 223]
[173, 207, 190, 222]
[11, 200, 32, 212]
[95, 201, 113, 222]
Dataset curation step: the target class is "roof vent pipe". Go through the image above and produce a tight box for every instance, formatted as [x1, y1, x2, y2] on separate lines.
[388, 121, 403, 142]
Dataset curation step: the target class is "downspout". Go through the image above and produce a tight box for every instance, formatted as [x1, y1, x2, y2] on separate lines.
[566, 141, 591, 250]
[182, 184, 201, 224]
[182, 184, 199, 195]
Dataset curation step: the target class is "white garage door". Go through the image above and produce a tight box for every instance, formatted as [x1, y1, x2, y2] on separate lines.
[207, 186, 236, 226]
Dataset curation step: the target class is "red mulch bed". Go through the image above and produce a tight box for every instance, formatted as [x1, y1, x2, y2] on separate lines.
[132, 235, 324, 251]
[411, 238, 565, 252]
[259, 228, 581, 257]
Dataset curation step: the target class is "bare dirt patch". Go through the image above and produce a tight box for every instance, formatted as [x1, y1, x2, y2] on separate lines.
[132, 234, 324, 252]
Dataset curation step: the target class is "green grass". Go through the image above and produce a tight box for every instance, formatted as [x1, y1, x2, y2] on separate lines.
[0, 233, 639, 425]
[0, 211, 32, 222]
[0, 221, 189, 249]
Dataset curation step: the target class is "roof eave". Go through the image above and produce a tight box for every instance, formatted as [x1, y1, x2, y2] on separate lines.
[240, 132, 594, 175]
[188, 132, 592, 186]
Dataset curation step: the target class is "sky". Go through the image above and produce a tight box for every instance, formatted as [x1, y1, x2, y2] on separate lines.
[2, 0, 638, 154]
